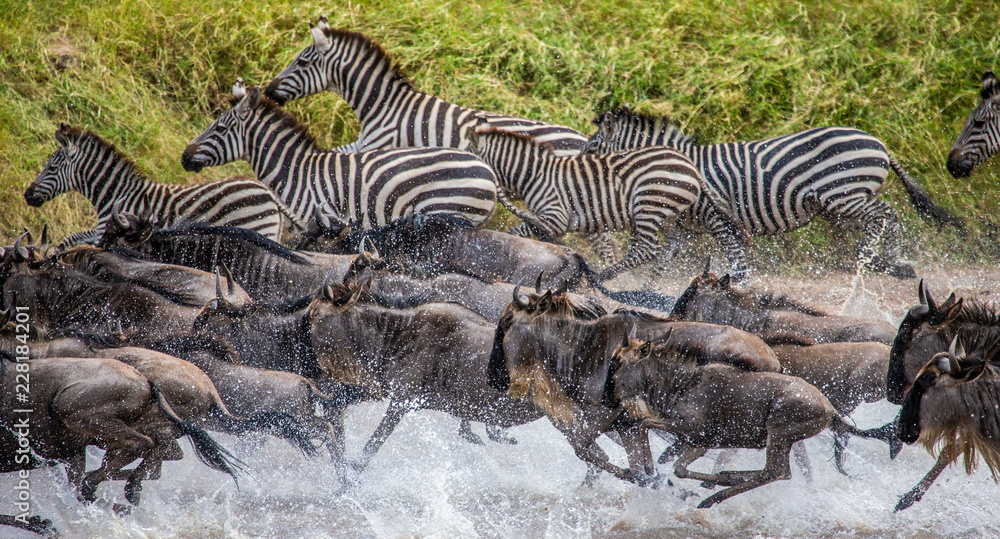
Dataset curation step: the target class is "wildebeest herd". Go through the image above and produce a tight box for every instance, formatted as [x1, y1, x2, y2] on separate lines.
[3, 17, 999, 537]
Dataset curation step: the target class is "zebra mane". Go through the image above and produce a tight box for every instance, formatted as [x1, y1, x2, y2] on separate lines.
[61, 126, 150, 181]
[156, 222, 310, 265]
[320, 28, 413, 88]
[476, 126, 558, 154]
[599, 107, 697, 147]
[229, 88, 323, 150]
[982, 71, 998, 100]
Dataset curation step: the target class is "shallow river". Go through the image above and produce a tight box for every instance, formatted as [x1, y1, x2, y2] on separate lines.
[3, 266, 999, 538]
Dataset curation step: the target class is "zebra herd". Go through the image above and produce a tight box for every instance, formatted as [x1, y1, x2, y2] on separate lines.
[22, 20, 998, 283]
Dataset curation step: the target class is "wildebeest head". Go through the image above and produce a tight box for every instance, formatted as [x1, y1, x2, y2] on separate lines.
[98, 203, 156, 249]
[887, 280, 968, 404]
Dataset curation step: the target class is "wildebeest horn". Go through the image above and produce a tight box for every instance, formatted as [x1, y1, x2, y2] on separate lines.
[556, 279, 570, 295]
[21, 228, 33, 245]
[39, 224, 49, 246]
[629, 323, 637, 340]
[512, 277, 529, 309]
[321, 270, 338, 301]
[918, 279, 927, 306]
[112, 200, 129, 229]
[363, 236, 381, 260]
[703, 257, 712, 276]
[535, 272, 544, 294]
[923, 281, 937, 312]
[214, 267, 229, 305]
[220, 262, 236, 295]
[315, 206, 331, 230]
[13, 232, 30, 261]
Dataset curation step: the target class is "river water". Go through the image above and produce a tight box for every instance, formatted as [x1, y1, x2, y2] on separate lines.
[3, 266, 999, 538]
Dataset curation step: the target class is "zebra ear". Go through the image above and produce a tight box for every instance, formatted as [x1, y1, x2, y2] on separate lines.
[55, 127, 70, 147]
[239, 87, 261, 112]
[465, 127, 480, 149]
[311, 17, 332, 51]
[983, 71, 998, 99]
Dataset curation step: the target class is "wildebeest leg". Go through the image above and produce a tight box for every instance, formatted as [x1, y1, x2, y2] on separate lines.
[657, 442, 685, 464]
[848, 419, 903, 459]
[585, 232, 618, 266]
[617, 425, 655, 477]
[64, 451, 88, 494]
[354, 400, 409, 473]
[697, 436, 794, 509]
[0, 514, 57, 537]
[556, 423, 648, 485]
[326, 409, 348, 476]
[458, 420, 485, 445]
[895, 446, 952, 512]
[673, 447, 745, 488]
[792, 442, 812, 481]
[485, 425, 518, 445]
[80, 447, 147, 503]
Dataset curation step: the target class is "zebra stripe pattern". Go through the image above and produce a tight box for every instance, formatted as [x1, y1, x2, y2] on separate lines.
[948, 71, 999, 178]
[181, 82, 498, 230]
[24, 123, 287, 246]
[584, 108, 959, 279]
[264, 18, 588, 156]
[468, 126, 701, 281]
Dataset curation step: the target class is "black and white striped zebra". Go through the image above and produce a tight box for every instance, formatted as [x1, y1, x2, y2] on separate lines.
[181, 81, 498, 230]
[467, 126, 701, 281]
[24, 123, 288, 247]
[948, 71, 999, 178]
[584, 108, 960, 280]
[263, 17, 588, 156]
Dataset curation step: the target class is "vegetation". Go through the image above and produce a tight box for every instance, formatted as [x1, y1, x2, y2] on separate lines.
[1, 0, 997, 269]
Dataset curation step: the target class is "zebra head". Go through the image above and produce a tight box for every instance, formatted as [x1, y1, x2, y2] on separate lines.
[265, 16, 337, 105]
[581, 109, 621, 155]
[182, 79, 258, 173]
[25, 123, 84, 207]
[948, 71, 999, 178]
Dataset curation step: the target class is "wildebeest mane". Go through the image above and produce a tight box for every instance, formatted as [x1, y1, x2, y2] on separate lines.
[155, 222, 310, 265]
[920, 375, 1000, 480]
[612, 341, 704, 419]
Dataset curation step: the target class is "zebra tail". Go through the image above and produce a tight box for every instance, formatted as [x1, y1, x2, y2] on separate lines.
[889, 156, 963, 230]
[151, 384, 248, 484]
[578, 255, 676, 314]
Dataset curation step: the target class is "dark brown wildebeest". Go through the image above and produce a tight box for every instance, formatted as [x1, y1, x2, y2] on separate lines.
[764, 343, 900, 472]
[488, 284, 785, 487]
[98, 214, 357, 303]
[0, 245, 243, 340]
[886, 280, 973, 405]
[0, 355, 243, 516]
[306, 278, 547, 472]
[894, 338, 1000, 511]
[19, 334, 317, 457]
[672, 269, 897, 345]
[297, 212, 587, 290]
[606, 334, 845, 507]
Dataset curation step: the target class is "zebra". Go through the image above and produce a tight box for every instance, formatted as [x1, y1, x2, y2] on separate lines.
[583, 107, 961, 280]
[466, 126, 702, 281]
[24, 123, 290, 247]
[264, 17, 588, 156]
[948, 71, 999, 178]
[181, 80, 498, 231]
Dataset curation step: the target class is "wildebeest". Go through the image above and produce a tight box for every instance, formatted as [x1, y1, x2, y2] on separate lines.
[672, 269, 897, 345]
[607, 334, 844, 507]
[0, 355, 243, 511]
[297, 212, 589, 290]
[10, 333, 319, 466]
[771, 342, 900, 470]
[98, 214, 357, 303]
[306, 277, 546, 472]
[488, 284, 786, 487]
[894, 338, 1000, 511]
[1, 246, 212, 340]
[886, 280, 976, 405]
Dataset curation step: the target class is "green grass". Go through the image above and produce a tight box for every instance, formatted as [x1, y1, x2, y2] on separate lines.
[1, 0, 997, 268]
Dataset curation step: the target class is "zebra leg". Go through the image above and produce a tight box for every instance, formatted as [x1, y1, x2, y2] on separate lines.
[598, 224, 660, 282]
[705, 209, 752, 282]
[585, 232, 618, 266]
[852, 201, 915, 279]
[497, 187, 558, 242]
[647, 228, 686, 285]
